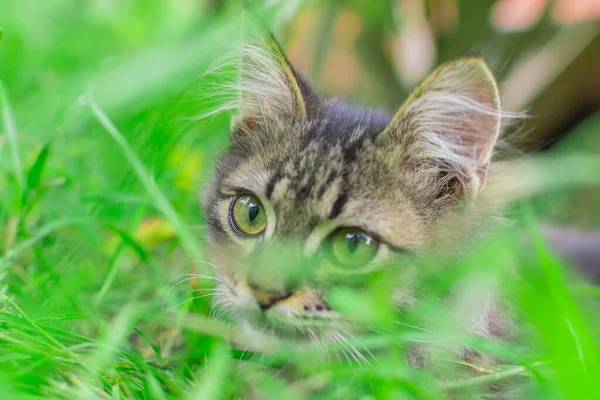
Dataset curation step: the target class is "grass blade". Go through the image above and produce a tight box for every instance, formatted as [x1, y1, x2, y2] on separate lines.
[25, 143, 51, 194]
[185, 341, 231, 400]
[96, 207, 147, 303]
[88, 96, 205, 269]
[0, 81, 24, 196]
[0, 219, 82, 269]
[1, 295, 66, 351]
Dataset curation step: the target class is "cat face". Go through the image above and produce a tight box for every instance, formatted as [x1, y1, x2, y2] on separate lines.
[202, 35, 502, 341]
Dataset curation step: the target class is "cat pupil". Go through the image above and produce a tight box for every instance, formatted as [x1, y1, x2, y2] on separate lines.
[346, 233, 359, 254]
[248, 203, 259, 222]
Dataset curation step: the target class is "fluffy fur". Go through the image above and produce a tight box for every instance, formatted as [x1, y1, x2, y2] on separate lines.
[200, 32, 520, 367]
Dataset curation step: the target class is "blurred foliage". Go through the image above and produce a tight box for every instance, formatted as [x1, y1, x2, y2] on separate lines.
[0, 0, 599, 399]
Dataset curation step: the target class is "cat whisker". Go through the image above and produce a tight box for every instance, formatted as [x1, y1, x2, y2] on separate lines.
[466, 295, 493, 336]
[330, 331, 370, 367]
[209, 297, 232, 320]
[392, 320, 443, 335]
[389, 320, 461, 343]
[168, 276, 214, 293]
[368, 327, 406, 350]
[388, 320, 487, 358]
[328, 332, 352, 366]
[174, 272, 219, 281]
[191, 287, 221, 294]
[166, 293, 215, 313]
[306, 327, 328, 364]
[163, 274, 221, 306]
[165, 267, 192, 288]
[165, 271, 219, 293]
[192, 260, 223, 272]
[440, 303, 473, 337]
[339, 327, 376, 362]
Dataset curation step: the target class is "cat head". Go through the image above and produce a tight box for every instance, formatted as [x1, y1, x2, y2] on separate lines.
[202, 34, 503, 342]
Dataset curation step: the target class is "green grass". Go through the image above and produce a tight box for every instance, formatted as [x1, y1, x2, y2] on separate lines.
[1, 1, 599, 399]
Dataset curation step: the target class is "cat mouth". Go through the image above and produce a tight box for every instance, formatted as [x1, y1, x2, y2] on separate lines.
[215, 282, 344, 339]
[244, 308, 344, 340]
[240, 312, 369, 362]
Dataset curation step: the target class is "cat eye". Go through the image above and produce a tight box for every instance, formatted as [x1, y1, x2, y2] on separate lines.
[229, 194, 267, 236]
[327, 228, 378, 267]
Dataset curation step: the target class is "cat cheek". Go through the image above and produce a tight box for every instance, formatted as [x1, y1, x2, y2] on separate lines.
[207, 241, 250, 276]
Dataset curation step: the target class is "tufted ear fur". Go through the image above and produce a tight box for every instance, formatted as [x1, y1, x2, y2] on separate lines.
[231, 34, 315, 139]
[380, 58, 502, 203]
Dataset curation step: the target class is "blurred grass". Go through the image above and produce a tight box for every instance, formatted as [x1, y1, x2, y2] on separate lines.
[0, 0, 599, 399]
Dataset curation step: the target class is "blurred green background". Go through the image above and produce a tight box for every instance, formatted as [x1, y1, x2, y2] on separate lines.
[0, 1, 599, 399]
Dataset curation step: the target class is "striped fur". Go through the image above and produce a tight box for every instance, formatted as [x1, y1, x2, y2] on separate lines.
[201, 32, 518, 362]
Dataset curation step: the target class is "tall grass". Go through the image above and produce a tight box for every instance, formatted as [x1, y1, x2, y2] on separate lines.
[0, 1, 599, 399]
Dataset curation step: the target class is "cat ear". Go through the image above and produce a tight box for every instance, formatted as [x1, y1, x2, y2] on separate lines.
[381, 58, 502, 199]
[231, 34, 312, 138]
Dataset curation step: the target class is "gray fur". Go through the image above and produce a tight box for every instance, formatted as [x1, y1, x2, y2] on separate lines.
[200, 33, 512, 354]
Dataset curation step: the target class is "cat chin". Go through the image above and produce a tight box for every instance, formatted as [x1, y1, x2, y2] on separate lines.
[237, 317, 373, 365]
[235, 316, 313, 347]
[236, 308, 357, 348]
[241, 312, 333, 339]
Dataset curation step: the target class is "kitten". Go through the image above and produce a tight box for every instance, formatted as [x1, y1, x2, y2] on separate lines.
[201, 32, 511, 350]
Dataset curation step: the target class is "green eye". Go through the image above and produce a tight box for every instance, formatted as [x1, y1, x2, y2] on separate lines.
[230, 194, 267, 236]
[328, 228, 378, 267]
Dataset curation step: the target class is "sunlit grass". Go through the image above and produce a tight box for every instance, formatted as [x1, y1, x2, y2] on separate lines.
[0, 1, 599, 399]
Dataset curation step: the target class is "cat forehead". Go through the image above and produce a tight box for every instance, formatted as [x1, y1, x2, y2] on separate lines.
[220, 138, 428, 247]
[317, 100, 392, 140]
[224, 129, 363, 197]
[222, 140, 346, 210]
[222, 107, 401, 204]
[235, 99, 392, 151]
